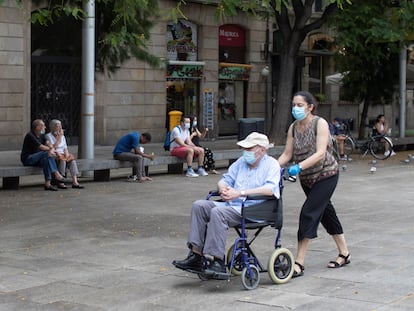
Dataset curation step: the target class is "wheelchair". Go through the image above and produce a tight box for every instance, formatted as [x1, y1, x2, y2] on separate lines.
[178, 169, 295, 290]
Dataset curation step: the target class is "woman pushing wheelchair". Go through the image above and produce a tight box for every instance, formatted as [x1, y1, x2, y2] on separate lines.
[172, 132, 281, 278]
[278, 91, 351, 278]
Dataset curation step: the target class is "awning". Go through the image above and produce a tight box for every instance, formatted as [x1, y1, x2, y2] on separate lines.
[166, 60, 206, 80]
[326, 65, 414, 89]
[325, 72, 347, 86]
[219, 62, 253, 81]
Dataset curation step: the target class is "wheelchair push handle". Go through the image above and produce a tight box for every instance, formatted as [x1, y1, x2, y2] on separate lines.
[282, 167, 297, 183]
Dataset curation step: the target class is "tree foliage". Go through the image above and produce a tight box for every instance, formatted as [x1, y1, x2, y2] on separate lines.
[329, 0, 414, 137]
[3, 0, 160, 73]
[95, 0, 160, 72]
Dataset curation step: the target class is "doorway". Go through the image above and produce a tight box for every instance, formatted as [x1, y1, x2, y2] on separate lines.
[218, 81, 245, 136]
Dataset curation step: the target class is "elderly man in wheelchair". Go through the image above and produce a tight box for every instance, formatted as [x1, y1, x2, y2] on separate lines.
[173, 132, 293, 287]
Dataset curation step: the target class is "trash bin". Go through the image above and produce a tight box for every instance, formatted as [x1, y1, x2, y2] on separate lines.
[168, 110, 183, 131]
[238, 118, 265, 140]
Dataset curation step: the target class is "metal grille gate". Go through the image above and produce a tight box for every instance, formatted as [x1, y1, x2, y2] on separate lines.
[31, 56, 81, 145]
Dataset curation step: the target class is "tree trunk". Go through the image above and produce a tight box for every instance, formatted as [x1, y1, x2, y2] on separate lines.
[269, 50, 297, 145]
[359, 100, 370, 139]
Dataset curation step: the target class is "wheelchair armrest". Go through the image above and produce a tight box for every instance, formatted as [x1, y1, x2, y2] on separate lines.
[207, 190, 221, 200]
[208, 190, 220, 195]
[245, 194, 277, 201]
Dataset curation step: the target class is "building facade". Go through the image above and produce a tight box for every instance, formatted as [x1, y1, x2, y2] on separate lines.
[1, 1, 411, 151]
[0, 0, 270, 150]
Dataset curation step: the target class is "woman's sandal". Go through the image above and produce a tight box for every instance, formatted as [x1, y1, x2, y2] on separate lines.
[292, 261, 305, 278]
[327, 253, 351, 268]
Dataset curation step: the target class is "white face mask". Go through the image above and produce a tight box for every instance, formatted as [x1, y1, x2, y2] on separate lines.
[184, 123, 191, 130]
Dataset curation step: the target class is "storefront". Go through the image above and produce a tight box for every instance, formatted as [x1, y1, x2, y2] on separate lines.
[218, 24, 251, 136]
[166, 20, 203, 125]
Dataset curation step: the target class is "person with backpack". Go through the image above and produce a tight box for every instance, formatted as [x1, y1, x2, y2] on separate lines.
[169, 116, 208, 177]
[278, 91, 350, 278]
[189, 116, 220, 175]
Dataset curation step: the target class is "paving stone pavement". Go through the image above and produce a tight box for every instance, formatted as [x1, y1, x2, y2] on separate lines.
[0, 145, 414, 310]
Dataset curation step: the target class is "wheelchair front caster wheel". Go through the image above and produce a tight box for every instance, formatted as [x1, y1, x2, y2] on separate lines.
[227, 243, 254, 276]
[267, 247, 294, 284]
[241, 264, 260, 290]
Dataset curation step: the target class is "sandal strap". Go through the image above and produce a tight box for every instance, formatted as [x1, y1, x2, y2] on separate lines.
[329, 260, 340, 268]
[294, 261, 305, 271]
[338, 253, 350, 261]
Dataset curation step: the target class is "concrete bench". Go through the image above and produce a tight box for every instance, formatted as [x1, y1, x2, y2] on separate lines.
[391, 137, 414, 151]
[0, 147, 284, 190]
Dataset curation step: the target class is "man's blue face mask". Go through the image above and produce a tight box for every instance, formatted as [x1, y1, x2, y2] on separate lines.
[243, 150, 256, 165]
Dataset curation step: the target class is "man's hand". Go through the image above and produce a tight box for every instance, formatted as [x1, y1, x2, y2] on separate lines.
[220, 186, 240, 201]
[48, 147, 57, 157]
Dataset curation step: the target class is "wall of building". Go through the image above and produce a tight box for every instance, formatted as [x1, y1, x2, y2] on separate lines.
[0, 0, 31, 150]
[96, 0, 268, 145]
[0, 0, 270, 150]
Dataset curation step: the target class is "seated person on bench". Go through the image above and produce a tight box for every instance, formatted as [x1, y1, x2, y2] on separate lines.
[113, 131, 155, 182]
[20, 119, 66, 191]
[172, 132, 281, 276]
[169, 116, 208, 178]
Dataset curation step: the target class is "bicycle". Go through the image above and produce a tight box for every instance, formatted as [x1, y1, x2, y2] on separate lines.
[339, 118, 394, 160]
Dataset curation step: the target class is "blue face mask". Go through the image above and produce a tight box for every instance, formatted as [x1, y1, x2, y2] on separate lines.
[193, 121, 197, 127]
[40, 130, 45, 135]
[184, 123, 191, 130]
[292, 106, 306, 121]
[243, 150, 256, 165]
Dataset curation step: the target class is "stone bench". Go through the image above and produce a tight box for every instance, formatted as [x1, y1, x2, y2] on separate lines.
[0, 147, 284, 190]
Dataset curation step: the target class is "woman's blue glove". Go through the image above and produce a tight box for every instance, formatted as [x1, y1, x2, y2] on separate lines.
[288, 164, 302, 176]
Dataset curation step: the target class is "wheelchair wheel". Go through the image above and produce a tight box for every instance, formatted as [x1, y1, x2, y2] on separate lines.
[267, 248, 294, 284]
[241, 264, 260, 290]
[226, 244, 253, 276]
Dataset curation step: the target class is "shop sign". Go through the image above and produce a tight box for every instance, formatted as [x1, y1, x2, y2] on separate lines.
[166, 20, 198, 61]
[219, 24, 245, 47]
[167, 63, 204, 79]
[219, 63, 252, 80]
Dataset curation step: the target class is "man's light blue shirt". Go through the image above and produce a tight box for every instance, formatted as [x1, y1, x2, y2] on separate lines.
[216, 153, 281, 214]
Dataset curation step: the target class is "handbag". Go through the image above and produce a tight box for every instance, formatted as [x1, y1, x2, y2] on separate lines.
[56, 153, 75, 163]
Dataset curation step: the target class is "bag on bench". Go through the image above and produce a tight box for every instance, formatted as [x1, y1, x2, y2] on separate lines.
[163, 125, 181, 151]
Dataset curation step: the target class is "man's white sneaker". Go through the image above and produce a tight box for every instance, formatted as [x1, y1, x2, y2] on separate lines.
[391, 151, 396, 156]
[197, 167, 208, 176]
[127, 175, 138, 182]
[384, 151, 390, 157]
[186, 168, 199, 177]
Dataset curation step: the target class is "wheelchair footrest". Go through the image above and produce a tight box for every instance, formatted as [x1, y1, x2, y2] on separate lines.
[201, 271, 230, 280]
[173, 263, 204, 275]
